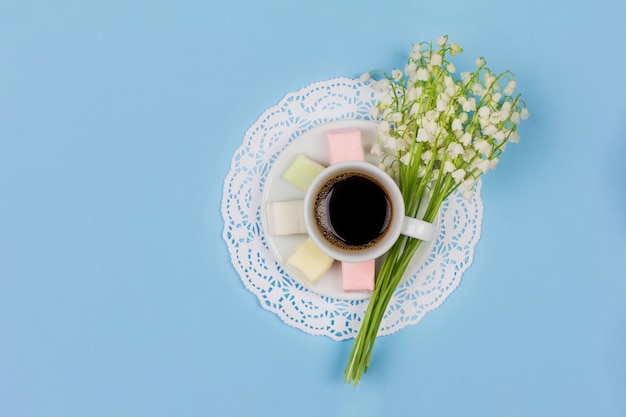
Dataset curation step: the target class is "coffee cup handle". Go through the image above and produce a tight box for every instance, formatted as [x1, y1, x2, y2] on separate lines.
[401, 217, 436, 242]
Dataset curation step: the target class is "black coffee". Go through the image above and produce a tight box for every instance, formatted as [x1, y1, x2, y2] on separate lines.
[313, 171, 392, 251]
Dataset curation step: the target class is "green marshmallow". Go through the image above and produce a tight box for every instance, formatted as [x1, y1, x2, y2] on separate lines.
[282, 154, 325, 192]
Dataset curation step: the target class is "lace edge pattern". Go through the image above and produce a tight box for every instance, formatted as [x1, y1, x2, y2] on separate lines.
[221, 78, 483, 340]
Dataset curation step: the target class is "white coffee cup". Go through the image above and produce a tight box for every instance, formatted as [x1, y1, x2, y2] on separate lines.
[303, 161, 436, 263]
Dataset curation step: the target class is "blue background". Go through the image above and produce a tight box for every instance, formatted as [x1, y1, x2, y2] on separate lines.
[1, 1, 625, 416]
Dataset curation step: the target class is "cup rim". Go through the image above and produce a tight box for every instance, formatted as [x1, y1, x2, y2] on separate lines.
[303, 161, 405, 263]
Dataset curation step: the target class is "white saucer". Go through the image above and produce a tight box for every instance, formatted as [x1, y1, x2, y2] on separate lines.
[260, 119, 436, 300]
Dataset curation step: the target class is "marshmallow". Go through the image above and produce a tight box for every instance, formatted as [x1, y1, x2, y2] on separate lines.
[286, 238, 334, 285]
[341, 260, 376, 292]
[326, 127, 364, 164]
[265, 200, 306, 236]
[282, 154, 325, 192]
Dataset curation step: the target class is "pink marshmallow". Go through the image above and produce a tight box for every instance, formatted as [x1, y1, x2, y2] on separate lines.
[326, 127, 364, 164]
[341, 260, 375, 292]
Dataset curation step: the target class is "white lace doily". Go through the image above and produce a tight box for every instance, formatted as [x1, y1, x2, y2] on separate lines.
[221, 77, 483, 341]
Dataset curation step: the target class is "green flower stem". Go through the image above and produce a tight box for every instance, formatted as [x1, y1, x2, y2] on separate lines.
[344, 192, 446, 386]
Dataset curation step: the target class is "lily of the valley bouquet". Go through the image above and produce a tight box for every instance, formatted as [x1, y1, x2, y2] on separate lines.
[345, 36, 528, 385]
